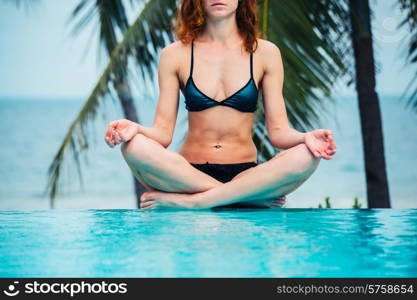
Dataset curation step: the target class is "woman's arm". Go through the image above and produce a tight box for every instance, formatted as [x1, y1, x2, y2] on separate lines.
[136, 124, 173, 149]
[268, 127, 306, 150]
[260, 41, 306, 150]
[136, 44, 181, 148]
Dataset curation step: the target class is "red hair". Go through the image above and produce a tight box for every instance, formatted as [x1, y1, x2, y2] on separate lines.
[173, 0, 261, 54]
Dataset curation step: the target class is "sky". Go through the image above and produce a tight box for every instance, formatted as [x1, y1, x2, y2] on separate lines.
[0, 0, 415, 100]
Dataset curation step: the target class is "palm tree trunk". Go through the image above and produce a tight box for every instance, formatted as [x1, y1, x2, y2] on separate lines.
[115, 79, 148, 208]
[348, 0, 391, 208]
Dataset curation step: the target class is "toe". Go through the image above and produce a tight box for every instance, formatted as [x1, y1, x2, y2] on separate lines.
[141, 191, 156, 202]
[140, 192, 149, 202]
[140, 200, 155, 209]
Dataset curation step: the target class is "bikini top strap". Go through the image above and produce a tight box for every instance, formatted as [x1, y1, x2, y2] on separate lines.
[250, 52, 254, 79]
[190, 39, 194, 78]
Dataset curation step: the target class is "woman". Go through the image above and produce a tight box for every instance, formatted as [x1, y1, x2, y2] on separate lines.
[104, 0, 337, 209]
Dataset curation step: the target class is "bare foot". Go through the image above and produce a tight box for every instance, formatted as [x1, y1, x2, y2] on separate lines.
[139, 190, 199, 210]
[139, 190, 287, 210]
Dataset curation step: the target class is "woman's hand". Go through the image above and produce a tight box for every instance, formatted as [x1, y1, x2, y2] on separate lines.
[104, 119, 141, 148]
[304, 129, 336, 160]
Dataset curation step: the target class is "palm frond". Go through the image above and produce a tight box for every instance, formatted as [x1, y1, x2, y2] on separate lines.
[68, 0, 130, 57]
[270, 0, 350, 129]
[398, 0, 417, 111]
[254, 0, 351, 161]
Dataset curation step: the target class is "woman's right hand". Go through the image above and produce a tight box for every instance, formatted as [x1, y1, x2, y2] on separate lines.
[104, 119, 141, 148]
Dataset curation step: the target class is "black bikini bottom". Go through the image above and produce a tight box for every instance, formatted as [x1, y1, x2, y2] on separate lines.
[190, 161, 270, 210]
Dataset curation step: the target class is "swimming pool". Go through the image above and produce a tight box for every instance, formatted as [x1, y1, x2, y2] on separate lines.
[0, 209, 416, 277]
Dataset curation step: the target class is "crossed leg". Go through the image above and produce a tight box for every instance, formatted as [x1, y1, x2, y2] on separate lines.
[139, 142, 320, 209]
[121, 133, 320, 209]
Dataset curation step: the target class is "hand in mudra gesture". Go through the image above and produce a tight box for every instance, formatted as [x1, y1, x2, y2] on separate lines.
[104, 119, 141, 148]
[304, 129, 336, 160]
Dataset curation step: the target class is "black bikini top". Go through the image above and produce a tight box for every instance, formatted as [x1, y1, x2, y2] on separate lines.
[184, 39, 259, 113]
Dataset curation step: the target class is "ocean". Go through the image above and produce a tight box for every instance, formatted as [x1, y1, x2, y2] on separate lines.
[0, 93, 416, 209]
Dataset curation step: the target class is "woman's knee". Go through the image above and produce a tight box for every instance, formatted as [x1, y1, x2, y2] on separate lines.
[291, 143, 320, 176]
[120, 133, 155, 163]
[121, 133, 180, 170]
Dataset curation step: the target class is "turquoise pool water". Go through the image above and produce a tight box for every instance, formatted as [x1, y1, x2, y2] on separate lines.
[0, 209, 416, 277]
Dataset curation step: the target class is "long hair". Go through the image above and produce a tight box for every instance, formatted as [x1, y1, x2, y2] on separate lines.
[173, 0, 261, 54]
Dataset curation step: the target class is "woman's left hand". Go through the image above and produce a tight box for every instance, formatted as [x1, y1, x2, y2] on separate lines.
[304, 129, 336, 160]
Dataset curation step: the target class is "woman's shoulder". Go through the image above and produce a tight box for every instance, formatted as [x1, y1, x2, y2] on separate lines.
[159, 41, 191, 65]
[255, 38, 281, 54]
[159, 41, 189, 65]
[158, 41, 193, 79]
[162, 40, 190, 54]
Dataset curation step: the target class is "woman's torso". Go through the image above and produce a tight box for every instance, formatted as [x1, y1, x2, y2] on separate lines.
[177, 38, 264, 164]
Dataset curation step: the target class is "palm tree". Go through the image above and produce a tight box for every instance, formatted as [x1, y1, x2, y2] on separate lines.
[43, 0, 416, 209]
[348, 0, 391, 207]
[342, 0, 415, 207]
